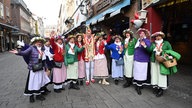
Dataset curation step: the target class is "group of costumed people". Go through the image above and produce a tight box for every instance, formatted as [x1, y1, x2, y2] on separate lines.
[9, 27, 181, 103]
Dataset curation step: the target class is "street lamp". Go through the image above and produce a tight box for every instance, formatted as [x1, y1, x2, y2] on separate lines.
[138, 10, 148, 20]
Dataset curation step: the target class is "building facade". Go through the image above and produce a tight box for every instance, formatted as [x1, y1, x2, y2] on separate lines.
[142, 0, 192, 64]
[11, 0, 32, 44]
[0, 0, 18, 52]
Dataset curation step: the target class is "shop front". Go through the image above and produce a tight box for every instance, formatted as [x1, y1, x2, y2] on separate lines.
[0, 23, 19, 52]
[145, 0, 192, 64]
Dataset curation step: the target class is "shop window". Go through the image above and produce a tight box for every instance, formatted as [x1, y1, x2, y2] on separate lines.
[6, 6, 9, 17]
[0, 2, 4, 19]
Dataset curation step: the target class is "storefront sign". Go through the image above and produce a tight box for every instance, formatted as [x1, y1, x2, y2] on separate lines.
[142, 0, 159, 9]
[93, 0, 122, 15]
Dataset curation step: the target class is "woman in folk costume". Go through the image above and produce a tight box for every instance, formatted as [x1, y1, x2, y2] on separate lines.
[94, 32, 109, 85]
[133, 28, 151, 95]
[16, 39, 52, 94]
[9, 37, 50, 103]
[50, 31, 67, 93]
[105, 35, 124, 85]
[84, 28, 96, 86]
[64, 35, 85, 90]
[142, 31, 181, 97]
[122, 29, 137, 88]
[76, 33, 86, 85]
[43, 38, 54, 83]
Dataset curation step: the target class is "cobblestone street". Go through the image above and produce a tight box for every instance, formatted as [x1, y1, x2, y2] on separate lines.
[0, 52, 192, 108]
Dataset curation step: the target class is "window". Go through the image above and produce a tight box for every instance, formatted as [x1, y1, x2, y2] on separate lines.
[0, 2, 4, 19]
[6, 6, 9, 17]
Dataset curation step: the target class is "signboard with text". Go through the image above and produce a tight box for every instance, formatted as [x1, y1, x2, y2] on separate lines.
[92, 0, 123, 16]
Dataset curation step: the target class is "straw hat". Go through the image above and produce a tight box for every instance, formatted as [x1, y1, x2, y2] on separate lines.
[123, 29, 133, 36]
[76, 33, 84, 38]
[151, 31, 165, 38]
[30, 37, 46, 44]
[112, 35, 122, 41]
[68, 35, 76, 40]
[136, 28, 151, 37]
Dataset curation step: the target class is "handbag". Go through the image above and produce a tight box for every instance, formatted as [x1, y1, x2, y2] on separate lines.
[116, 58, 124, 66]
[163, 58, 177, 68]
[67, 57, 75, 64]
[32, 62, 43, 72]
[54, 61, 62, 68]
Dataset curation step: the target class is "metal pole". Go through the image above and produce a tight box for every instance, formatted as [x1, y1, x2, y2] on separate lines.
[70, 0, 86, 18]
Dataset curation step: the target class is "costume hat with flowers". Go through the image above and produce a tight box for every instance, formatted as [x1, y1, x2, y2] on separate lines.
[136, 28, 151, 37]
[123, 29, 134, 36]
[86, 26, 92, 34]
[112, 35, 122, 41]
[30, 37, 46, 44]
[151, 31, 165, 38]
[55, 35, 63, 41]
[95, 31, 106, 37]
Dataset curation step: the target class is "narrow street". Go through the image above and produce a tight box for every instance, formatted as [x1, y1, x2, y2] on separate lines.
[0, 52, 191, 108]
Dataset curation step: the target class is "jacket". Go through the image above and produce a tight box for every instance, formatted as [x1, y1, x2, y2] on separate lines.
[134, 38, 151, 62]
[17, 46, 45, 70]
[146, 41, 181, 75]
[76, 42, 85, 61]
[105, 43, 124, 60]
[64, 44, 84, 66]
[123, 37, 137, 55]
[95, 40, 105, 55]
[50, 38, 64, 62]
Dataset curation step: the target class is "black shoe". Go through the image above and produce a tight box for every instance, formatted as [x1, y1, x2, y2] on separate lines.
[135, 86, 142, 95]
[36, 95, 45, 101]
[69, 82, 80, 90]
[123, 82, 131, 88]
[153, 88, 158, 94]
[114, 80, 119, 85]
[29, 95, 35, 103]
[68, 82, 73, 89]
[44, 87, 51, 93]
[156, 89, 164, 97]
[41, 92, 48, 95]
[76, 81, 79, 85]
[80, 80, 83, 85]
[54, 89, 61, 93]
[59, 87, 65, 91]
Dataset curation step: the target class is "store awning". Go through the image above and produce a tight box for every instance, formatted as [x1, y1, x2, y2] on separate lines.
[97, 17, 104, 23]
[109, 8, 122, 18]
[0, 23, 19, 30]
[86, 0, 131, 25]
[63, 27, 75, 36]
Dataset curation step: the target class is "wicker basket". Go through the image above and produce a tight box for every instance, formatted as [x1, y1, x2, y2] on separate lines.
[163, 58, 177, 68]
[155, 55, 165, 63]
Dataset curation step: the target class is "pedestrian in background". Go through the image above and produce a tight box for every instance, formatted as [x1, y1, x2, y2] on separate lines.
[133, 28, 151, 95]
[64, 35, 84, 90]
[105, 35, 124, 85]
[10, 37, 50, 103]
[122, 29, 137, 88]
